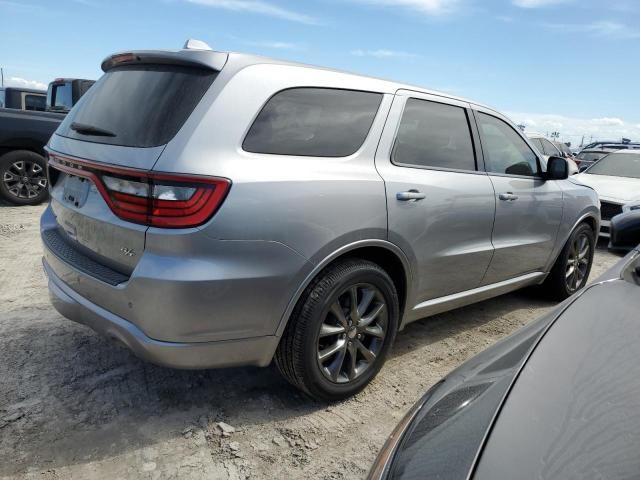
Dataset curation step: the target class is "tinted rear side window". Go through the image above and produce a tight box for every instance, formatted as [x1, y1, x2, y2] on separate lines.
[392, 98, 476, 171]
[57, 65, 217, 148]
[243, 88, 382, 157]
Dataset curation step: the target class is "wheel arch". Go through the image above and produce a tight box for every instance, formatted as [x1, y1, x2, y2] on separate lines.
[0, 140, 47, 157]
[545, 210, 600, 273]
[275, 240, 412, 338]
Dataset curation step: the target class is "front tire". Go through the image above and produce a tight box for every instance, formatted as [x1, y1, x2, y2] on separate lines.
[543, 223, 595, 301]
[275, 259, 399, 401]
[0, 150, 49, 205]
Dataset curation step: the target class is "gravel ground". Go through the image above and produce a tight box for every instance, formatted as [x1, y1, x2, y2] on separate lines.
[0, 202, 620, 480]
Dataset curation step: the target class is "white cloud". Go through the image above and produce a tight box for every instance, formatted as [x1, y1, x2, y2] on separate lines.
[246, 40, 302, 50]
[185, 0, 318, 24]
[507, 111, 640, 146]
[513, 0, 568, 7]
[587, 21, 640, 39]
[351, 49, 421, 58]
[5, 77, 48, 90]
[353, 0, 460, 16]
[544, 20, 640, 39]
[592, 117, 625, 127]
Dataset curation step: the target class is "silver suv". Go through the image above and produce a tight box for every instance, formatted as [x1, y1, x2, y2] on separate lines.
[41, 40, 599, 400]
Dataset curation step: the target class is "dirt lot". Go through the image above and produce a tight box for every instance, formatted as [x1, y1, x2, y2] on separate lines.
[0, 202, 619, 480]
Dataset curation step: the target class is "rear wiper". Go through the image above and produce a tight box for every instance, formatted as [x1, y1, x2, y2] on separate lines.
[70, 122, 116, 137]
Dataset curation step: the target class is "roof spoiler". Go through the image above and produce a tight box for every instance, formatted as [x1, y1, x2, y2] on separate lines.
[101, 41, 228, 73]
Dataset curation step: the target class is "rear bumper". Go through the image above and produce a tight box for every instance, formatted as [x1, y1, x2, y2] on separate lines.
[44, 258, 279, 369]
[40, 203, 311, 345]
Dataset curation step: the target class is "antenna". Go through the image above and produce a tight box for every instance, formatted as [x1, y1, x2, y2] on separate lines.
[183, 39, 212, 50]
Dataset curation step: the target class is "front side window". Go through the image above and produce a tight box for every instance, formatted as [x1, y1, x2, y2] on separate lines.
[243, 88, 382, 157]
[477, 113, 539, 177]
[392, 98, 476, 171]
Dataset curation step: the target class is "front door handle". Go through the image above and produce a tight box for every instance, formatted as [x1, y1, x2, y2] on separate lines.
[499, 192, 519, 201]
[397, 190, 426, 201]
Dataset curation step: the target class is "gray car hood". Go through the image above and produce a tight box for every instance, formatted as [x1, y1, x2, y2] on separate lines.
[475, 268, 640, 479]
[380, 248, 640, 480]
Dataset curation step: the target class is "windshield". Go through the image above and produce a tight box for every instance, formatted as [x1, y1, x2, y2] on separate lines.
[57, 65, 217, 148]
[586, 153, 640, 178]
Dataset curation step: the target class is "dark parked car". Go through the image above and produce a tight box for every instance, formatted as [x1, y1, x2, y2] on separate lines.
[610, 209, 640, 254]
[369, 220, 640, 479]
[0, 87, 46, 111]
[0, 108, 64, 204]
[0, 77, 94, 205]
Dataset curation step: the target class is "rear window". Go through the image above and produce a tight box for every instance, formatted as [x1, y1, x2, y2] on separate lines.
[243, 88, 382, 157]
[57, 65, 217, 148]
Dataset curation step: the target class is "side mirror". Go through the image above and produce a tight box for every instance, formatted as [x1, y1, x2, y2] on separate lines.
[545, 156, 569, 180]
[609, 210, 640, 253]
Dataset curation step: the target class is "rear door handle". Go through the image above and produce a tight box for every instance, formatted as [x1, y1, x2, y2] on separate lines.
[499, 192, 519, 201]
[397, 190, 426, 201]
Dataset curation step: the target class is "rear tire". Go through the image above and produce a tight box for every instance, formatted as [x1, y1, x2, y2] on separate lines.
[0, 150, 49, 205]
[542, 223, 595, 301]
[275, 259, 399, 402]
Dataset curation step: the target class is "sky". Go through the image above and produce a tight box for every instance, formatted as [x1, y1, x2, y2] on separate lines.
[1, 0, 639, 146]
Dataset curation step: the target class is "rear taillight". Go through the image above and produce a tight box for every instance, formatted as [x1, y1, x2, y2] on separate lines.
[47, 152, 230, 228]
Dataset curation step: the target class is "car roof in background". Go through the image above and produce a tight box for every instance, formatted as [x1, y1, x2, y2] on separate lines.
[3, 87, 46, 94]
[580, 148, 620, 153]
[609, 149, 640, 155]
[599, 144, 640, 150]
